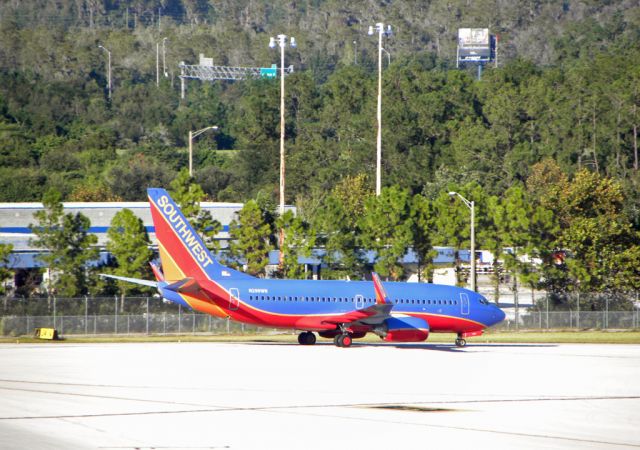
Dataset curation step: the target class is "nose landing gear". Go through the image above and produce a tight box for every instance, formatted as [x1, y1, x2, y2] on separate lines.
[455, 334, 467, 348]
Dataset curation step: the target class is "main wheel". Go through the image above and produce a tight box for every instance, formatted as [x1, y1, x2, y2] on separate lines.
[334, 334, 343, 347]
[339, 334, 352, 348]
[305, 332, 316, 345]
[298, 332, 306, 345]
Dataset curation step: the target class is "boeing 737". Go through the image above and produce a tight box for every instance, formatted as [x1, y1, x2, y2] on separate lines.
[102, 188, 505, 347]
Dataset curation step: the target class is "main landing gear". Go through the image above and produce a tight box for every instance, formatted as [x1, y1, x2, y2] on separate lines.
[455, 334, 467, 348]
[297, 331, 316, 345]
[333, 333, 353, 348]
[333, 324, 353, 347]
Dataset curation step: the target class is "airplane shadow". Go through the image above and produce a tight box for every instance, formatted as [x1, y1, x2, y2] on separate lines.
[237, 340, 557, 351]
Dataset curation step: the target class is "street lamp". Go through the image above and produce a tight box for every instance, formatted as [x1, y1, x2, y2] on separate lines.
[269, 34, 296, 264]
[449, 191, 476, 292]
[368, 22, 392, 196]
[188, 126, 218, 176]
[162, 37, 168, 77]
[98, 45, 111, 100]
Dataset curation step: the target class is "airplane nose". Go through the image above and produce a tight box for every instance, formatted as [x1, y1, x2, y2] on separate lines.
[495, 307, 506, 324]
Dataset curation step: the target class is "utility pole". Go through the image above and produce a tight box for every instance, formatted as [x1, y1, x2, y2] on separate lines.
[162, 37, 168, 77]
[368, 23, 392, 196]
[268, 34, 296, 266]
[449, 192, 476, 292]
[98, 45, 111, 100]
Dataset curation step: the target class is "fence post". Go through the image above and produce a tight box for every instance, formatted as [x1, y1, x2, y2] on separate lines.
[227, 317, 230, 334]
[192, 313, 195, 334]
[114, 295, 118, 334]
[605, 296, 609, 329]
[94, 313, 96, 334]
[163, 312, 166, 334]
[127, 315, 130, 334]
[546, 295, 549, 330]
[538, 308, 541, 329]
[146, 297, 149, 335]
[84, 296, 88, 335]
[577, 291, 580, 329]
[53, 296, 56, 329]
[178, 305, 182, 334]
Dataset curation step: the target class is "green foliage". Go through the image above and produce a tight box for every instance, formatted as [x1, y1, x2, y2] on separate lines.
[169, 169, 222, 253]
[0, 243, 13, 295]
[275, 210, 316, 279]
[359, 186, 414, 281]
[313, 175, 371, 279]
[227, 200, 273, 277]
[29, 189, 99, 297]
[106, 209, 154, 301]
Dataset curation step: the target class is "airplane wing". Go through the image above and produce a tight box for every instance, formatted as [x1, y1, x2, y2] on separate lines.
[297, 273, 395, 330]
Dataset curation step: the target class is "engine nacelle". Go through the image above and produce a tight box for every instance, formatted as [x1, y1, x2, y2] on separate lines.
[378, 316, 429, 342]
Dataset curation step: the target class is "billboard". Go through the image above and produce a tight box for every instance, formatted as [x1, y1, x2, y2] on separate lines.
[458, 28, 491, 62]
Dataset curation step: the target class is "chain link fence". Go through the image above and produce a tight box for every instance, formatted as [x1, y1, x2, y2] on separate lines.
[1, 295, 638, 337]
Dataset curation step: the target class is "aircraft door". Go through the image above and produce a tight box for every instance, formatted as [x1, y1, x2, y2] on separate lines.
[460, 293, 470, 315]
[354, 294, 365, 310]
[229, 288, 240, 311]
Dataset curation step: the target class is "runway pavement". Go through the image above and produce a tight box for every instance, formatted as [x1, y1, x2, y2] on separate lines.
[0, 340, 639, 449]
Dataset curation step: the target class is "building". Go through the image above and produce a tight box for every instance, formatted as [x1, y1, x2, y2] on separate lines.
[0, 201, 293, 270]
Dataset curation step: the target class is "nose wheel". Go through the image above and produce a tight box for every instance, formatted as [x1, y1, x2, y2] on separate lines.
[297, 331, 316, 345]
[455, 337, 467, 347]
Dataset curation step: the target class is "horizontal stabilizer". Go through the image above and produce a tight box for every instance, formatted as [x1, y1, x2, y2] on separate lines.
[99, 274, 158, 288]
[164, 277, 201, 294]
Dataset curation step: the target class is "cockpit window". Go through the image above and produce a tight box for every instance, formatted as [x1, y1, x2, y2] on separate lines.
[479, 298, 489, 305]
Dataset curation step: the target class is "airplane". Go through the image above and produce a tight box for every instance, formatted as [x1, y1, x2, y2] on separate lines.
[101, 188, 505, 348]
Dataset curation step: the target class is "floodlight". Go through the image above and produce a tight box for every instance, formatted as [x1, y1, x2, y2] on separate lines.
[386, 24, 392, 35]
[290, 36, 297, 48]
[368, 26, 374, 36]
[269, 37, 276, 48]
[448, 191, 457, 196]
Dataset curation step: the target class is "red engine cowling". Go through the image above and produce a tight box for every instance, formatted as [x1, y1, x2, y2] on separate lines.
[382, 316, 429, 342]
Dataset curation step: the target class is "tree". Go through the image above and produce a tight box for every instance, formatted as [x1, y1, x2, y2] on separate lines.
[359, 186, 414, 281]
[106, 209, 153, 311]
[29, 189, 98, 298]
[0, 243, 13, 295]
[227, 200, 273, 277]
[170, 169, 222, 254]
[275, 210, 316, 279]
[411, 194, 438, 282]
[313, 175, 371, 279]
[556, 170, 639, 295]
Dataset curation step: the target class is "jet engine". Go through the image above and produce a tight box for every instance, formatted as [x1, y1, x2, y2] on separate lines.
[375, 316, 429, 342]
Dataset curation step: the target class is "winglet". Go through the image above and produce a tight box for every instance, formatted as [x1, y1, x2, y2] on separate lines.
[372, 272, 390, 305]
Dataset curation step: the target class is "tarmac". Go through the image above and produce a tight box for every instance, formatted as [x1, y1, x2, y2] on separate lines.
[0, 340, 639, 449]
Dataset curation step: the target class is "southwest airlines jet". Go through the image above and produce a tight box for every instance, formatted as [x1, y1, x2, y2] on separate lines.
[103, 188, 505, 348]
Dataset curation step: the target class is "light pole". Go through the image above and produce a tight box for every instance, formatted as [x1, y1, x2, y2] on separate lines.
[449, 192, 476, 292]
[368, 23, 392, 196]
[188, 126, 218, 176]
[162, 37, 168, 77]
[98, 45, 111, 100]
[269, 34, 296, 264]
[156, 42, 160, 87]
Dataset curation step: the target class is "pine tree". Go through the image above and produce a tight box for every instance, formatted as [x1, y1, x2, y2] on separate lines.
[106, 209, 154, 311]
